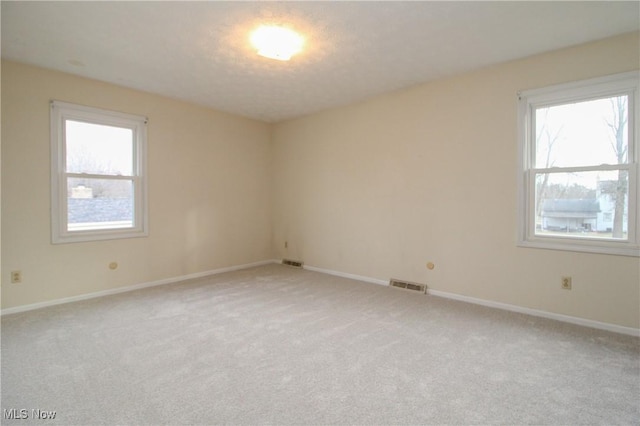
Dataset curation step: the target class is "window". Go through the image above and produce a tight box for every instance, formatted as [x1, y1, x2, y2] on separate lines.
[518, 72, 639, 257]
[51, 101, 148, 243]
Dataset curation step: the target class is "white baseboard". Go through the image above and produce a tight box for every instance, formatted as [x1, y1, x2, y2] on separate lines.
[1, 259, 276, 316]
[427, 288, 640, 337]
[303, 264, 388, 286]
[303, 264, 640, 337]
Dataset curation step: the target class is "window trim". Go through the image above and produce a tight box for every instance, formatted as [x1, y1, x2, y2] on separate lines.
[517, 71, 639, 257]
[50, 100, 148, 244]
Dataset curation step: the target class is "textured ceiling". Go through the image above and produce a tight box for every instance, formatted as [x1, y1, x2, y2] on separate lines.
[2, 1, 639, 123]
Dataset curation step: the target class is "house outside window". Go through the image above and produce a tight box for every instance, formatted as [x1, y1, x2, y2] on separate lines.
[50, 101, 148, 243]
[517, 72, 639, 257]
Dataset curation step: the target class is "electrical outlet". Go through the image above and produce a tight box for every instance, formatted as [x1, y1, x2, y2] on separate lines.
[561, 276, 572, 290]
[284, 241, 288, 249]
[11, 271, 22, 284]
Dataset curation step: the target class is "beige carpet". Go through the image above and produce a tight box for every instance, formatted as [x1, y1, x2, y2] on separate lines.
[1, 264, 639, 425]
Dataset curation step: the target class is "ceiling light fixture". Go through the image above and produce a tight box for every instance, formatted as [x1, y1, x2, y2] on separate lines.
[250, 25, 304, 61]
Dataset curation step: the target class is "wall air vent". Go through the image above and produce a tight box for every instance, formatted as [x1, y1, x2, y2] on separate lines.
[389, 278, 427, 294]
[282, 259, 304, 268]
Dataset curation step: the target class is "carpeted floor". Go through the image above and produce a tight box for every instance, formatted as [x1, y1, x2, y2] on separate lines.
[1, 264, 639, 425]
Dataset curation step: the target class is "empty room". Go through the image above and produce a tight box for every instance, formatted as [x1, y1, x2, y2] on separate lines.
[1, 1, 639, 424]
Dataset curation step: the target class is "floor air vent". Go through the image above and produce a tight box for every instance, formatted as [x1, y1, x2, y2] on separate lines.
[389, 278, 427, 294]
[282, 259, 304, 268]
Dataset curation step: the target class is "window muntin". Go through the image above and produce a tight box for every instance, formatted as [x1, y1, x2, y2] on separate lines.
[518, 72, 639, 256]
[51, 101, 148, 243]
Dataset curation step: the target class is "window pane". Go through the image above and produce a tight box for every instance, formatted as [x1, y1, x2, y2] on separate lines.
[66, 120, 133, 175]
[67, 178, 134, 231]
[535, 170, 628, 240]
[535, 96, 628, 168]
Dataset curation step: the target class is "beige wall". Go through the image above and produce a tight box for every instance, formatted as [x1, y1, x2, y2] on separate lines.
[272, 32, 640, 328]
[1, 61, 273, 308]
[2, 33, 639, 329]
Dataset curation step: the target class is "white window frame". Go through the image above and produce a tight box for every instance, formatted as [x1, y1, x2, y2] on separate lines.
[517, 71, 639, 257]
[51, 100, 148, 244]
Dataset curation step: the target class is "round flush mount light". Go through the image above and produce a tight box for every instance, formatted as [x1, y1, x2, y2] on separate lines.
[250, 25, 304, 61]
